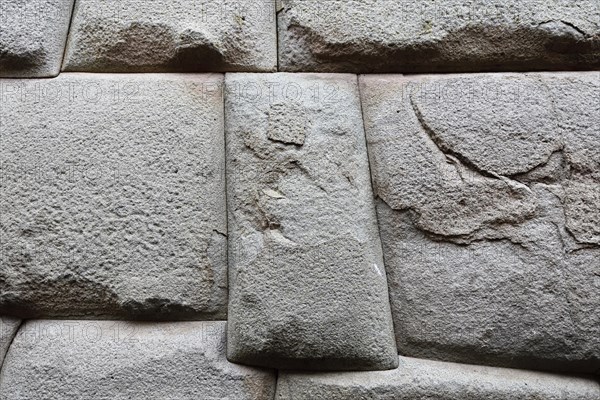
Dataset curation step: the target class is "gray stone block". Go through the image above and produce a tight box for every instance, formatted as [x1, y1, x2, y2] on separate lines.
[276, 356, 600, 399]
[279, 0, 600, 72]
[0, 74, 227, 319]
[360, 72, 600, 373]
[63, 0, 277, 72]
[225, 73, 398, 370]
[0, 320, 276, 399]
[0, 0, 74, 77]
[0, 317, 21, 368]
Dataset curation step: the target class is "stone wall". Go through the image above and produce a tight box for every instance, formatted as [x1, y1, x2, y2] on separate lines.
[1, 1, 599, 398]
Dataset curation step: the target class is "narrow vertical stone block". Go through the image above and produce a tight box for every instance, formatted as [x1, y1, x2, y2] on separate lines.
[0, 317, 21, 367]
[225, 73, 398, 370]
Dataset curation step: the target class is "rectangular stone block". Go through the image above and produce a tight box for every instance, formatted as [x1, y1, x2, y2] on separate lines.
[0, 321, 276, 399]
[63, 0, 277, 72]
[278, 0, 600, 72]
[0, 0, 74, 77]
[0, 74, 227, 320]
[225, 73, 398, 370]
[276, 356, 600, 399]
[360, 72, 600, 373]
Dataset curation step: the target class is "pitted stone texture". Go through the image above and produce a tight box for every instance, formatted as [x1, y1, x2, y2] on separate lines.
[226, 73, 397, 371]
[361, 72, 600, 373]
[0, 0, 74, 77]
[278, 0, 600, 72]
[63, 0, 276, 72]
[0, 321, 276, 400]
[276, 356, 600, 399]
[0, 317, 20, 367]
[0, 74, 227, 319]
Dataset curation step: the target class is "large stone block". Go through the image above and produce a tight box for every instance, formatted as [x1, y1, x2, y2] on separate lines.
[225, 73, 398, 370]
[0, 74, 227, 319]
[360, 72, 600, 373]
[63, 0, 277, 72]
[0, 321, 276, 399]
[0, 317, 20, 367]
[276, 356, 600, 399]
[278, 0, 600, 72]
[0, 0, 74, 77]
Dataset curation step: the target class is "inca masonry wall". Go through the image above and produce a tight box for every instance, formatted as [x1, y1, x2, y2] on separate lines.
[1, 1, 599, 399]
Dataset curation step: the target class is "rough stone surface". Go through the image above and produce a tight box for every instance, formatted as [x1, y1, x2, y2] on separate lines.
[0, 317, 20, 368]
[278, 0, 600, 72]
[276, 356, 600, 399]
[225, 73, 398, 370]
[360, 72, 600, 373]
[0, 0, 75, 77]
[63, 0, 277, 72]
[0, 74, 227, 319]
[0, 321, 276, 399]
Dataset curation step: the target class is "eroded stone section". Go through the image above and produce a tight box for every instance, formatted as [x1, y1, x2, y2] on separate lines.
[276, 356, 600, 399]
[0, 317, 21, 367]
[0, 74, 227, 319]
[278, 0, 600, 72]
[0, 0, 74, 77]
[63, 0, 276, 72]
[0, 321, 276, 399]
[361, 72, 600, 373]
[226, 73, 397, 370]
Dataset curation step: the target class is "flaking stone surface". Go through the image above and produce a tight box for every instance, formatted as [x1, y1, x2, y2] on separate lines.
[278, 0, 600, 72]
[63, 0, 277, 72]
[276, 356, 600, 399]
[0, 321, 276, 400]
[0, 0, 75, 77]
[225, 73, 398, 371]
[0, 74, 227, 319]
[360, 72, 600, 373]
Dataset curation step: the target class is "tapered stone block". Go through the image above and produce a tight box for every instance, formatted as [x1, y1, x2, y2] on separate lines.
[0, 0, 74, 77]
[0, 321, 276, 399]
[276, 356, 600, 399]
[0, 317, 20, 367]
[225, 73, 398, 370]
[360, 72, 600, 373]
[279, 0, 600, 72]
[63, 0, 277, 72]
[0, 74, 227, 319]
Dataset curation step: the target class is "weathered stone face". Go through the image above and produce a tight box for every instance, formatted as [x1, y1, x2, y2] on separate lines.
[360, 72, 600, 373]
[0, 74, 227, 319]
[278, 0, 600, 72]
[0, 321, 276, 399]
[0, 317, 21, 367]
[63, 0, 277, 72]
[276, 356, 600, 399]
[0, 0, 75, 77]
[225, 73, 398, 371]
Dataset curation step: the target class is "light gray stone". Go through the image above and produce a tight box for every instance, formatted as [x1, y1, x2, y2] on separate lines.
[0, 321, 276, 399]
[0, 74, 227, 319]
[225, 73, 398, 370]
[360, 72, 600, 373]
[278, 0, 600, 72]
[276, 356, 600, 399]
[0, 0, 75, 77]
[0, 317, 20, 368]
[63, 0, 277, 72]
